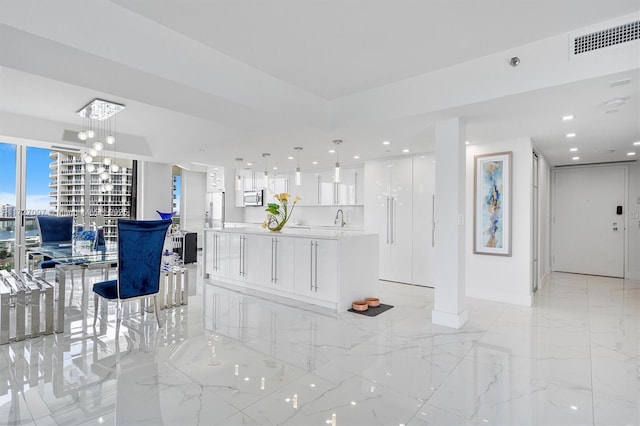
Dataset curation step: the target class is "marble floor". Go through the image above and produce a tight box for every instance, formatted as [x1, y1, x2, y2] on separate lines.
[0, 266, 638, 426]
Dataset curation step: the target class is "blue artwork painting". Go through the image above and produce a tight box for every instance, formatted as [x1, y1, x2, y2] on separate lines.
[481, 160, 504, 248]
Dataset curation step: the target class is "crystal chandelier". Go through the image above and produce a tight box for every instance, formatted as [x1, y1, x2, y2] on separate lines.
[77, 98, 125, 192]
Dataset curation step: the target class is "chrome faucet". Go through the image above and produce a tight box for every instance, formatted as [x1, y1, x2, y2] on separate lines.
[335, 209, 345, 227]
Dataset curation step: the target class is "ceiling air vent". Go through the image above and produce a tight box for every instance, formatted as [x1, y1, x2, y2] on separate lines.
[573, 20, 639, 55]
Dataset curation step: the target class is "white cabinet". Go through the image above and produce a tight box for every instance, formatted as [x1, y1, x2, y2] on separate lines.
[204, 229, 378, 311]
[234, 169, 260, 207]
[412, 155, 435, 287]
[318, 171, 335, 205]
[248, 234, 295, 292]
[209, 231, 230, 278]
[268, 176, 290, 197]
[294, 238, 338, 302]
[365, 157, 413, 284]
[229, 233, 257, 282]
[295, 172, 318, 206]
[270, 236, 295, 292]
[243, 170, 260, 191]
[288, 167, 364, 206]
[335, 167, 356, 205]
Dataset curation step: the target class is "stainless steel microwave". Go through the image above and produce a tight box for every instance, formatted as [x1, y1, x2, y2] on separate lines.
[243, 190, 264, 206]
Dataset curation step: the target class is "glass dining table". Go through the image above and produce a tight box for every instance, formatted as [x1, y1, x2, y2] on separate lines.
[27, 241, 118, 332]
[26, 240, 188, 333]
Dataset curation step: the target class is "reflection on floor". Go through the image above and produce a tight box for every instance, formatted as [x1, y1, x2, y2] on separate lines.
[0, 266, 638, 425]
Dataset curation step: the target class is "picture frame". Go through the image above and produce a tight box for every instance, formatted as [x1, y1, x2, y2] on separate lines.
[473, 151, 512, 256]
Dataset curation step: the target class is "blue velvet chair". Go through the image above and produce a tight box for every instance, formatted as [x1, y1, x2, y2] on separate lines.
[156, 211, 176, 220]
[35, 215, 74, 277]
[92, 219, 172, 327]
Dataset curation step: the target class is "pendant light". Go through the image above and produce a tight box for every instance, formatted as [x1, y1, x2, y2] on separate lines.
[262, 153, 270, 189]
[294, 147, 303, 186]
[333, 140, 342, 183]
[235, 158, 244, 191]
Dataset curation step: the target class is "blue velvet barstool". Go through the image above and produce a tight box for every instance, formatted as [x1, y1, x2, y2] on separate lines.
[92, 219, 172, 328]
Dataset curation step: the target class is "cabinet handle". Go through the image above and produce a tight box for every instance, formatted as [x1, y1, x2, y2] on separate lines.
[386, 196, 390, 245]
[239, 235, 244, 276]
[314, 241, 319, 291]
[391, 197, 395, 244]
[431, 195, 435, 248]
[310, 241, 314, 290]
[213, 234, 217, 271]
[274, 238, 278, 283]
[216, 234, 220, 271]
[317, 175, 321, 205]
[271, 238, 274, 283]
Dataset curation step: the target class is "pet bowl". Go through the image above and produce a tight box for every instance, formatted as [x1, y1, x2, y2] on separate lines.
[352, 301, 369, 311]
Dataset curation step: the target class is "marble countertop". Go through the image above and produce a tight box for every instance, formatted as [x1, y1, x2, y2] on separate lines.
[205, 226, 375, 239]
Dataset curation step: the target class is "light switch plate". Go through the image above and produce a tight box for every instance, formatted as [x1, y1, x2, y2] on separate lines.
[631, 212, 639, 219]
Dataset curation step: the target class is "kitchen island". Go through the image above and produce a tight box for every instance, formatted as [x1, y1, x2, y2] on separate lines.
[203, 227, 378, 312]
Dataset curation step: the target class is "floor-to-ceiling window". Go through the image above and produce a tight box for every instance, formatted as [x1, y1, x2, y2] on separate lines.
[0, 142, 17, 271]
[0, 141, 137, 270]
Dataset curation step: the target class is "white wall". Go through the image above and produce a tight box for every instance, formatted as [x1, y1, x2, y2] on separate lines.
[465, 138, 533, 306]
[181, 170, 206, 245]
[138, 161, 173, 220]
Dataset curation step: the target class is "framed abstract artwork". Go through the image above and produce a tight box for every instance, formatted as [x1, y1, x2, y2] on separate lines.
[473, 151, 512, 256]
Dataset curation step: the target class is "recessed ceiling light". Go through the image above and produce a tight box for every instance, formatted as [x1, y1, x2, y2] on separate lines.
[247, 162, 253, 166]
[402, 149, 410, 153]
[353, 155, 360, 159]
[465, 141, 470, 145]
[328, 149, 335, 153]
[634, 141, 640, 146]
[382, 141, 391, 145]
[273, 166, 278, 170]
[569, 147, 578, 152]
[627, 152, 636, 156]
[562, 115, 574, 121]
[566, 133, 576, 138]
[572, 156, 580, 160]
[287, 156, 294, 160]
[312, 161, 318, 165]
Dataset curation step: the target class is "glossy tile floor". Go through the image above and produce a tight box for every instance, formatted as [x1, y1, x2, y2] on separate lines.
[0, 266, 638, 425]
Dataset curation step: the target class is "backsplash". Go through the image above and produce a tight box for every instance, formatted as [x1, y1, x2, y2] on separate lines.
[242, 205, 364, 228]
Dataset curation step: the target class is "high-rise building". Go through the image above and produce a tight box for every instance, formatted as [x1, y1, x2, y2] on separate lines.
[48, 151, 134, 239]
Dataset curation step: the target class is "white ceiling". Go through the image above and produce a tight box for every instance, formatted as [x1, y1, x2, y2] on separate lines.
[0, 0, 638, 173]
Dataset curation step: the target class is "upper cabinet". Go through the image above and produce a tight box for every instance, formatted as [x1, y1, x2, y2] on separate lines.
[234, 166, 364, 207]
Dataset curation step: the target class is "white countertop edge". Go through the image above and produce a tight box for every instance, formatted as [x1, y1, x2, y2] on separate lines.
[205, 227, 375, 239]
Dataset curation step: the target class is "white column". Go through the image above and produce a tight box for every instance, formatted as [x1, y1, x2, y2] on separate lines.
[432, 118, 468, 328]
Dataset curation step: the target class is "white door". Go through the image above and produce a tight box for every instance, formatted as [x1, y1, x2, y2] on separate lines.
[412, 155, 436, 287]
[388, 157, 413, 284]
[553, 165, 626, 277]
[364, 161, 392, 279]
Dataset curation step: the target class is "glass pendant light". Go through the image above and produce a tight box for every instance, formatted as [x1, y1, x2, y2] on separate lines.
[333, 140, 342, 183]
[294, 147, 303, 186]
[262, 153, 270, 189]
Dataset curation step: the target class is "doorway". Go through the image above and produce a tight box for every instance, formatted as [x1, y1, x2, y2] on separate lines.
[552, 164, 627, 278]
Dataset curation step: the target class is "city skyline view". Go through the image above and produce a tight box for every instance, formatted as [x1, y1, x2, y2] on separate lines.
[0, 143, 53, 214]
